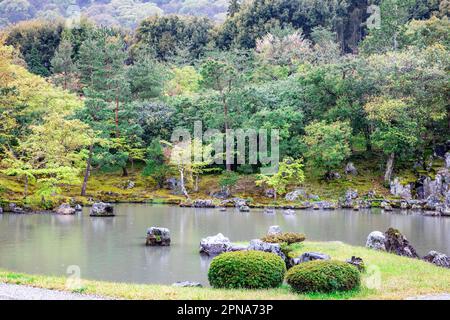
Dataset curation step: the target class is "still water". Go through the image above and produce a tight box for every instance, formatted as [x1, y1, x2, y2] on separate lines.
[0, 204, 449, 285]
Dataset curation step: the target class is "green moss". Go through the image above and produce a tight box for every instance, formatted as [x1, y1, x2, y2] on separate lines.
[208, 251, 286, 289]
[286, 260, 361, 294]
[261, 232, 306, 245]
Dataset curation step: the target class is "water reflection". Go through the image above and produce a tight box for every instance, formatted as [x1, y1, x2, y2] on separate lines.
[0, 204, 449, 285]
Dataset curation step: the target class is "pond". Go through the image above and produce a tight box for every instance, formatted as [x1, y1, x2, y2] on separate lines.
[0, 204, 449, 286]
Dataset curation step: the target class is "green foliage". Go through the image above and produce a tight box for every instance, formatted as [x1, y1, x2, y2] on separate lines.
[261, 232, 306, 245]
[256, 157, 305, 200]
[218, 171, 239, 190]
[302, 121, 352, 174]
[208, 251, 286, 289]
[285, 260, 361, 293]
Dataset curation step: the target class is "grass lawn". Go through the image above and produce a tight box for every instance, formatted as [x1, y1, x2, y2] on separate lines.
[1, 241, 449, 300]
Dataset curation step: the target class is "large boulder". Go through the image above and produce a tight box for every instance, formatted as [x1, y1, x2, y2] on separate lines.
[55, 203, 76, 215]
[89, 202, 114, 217]
[239, 205, 250, 212]
[445, 152, 450, 169]
[346, 256, 365, 272]
[423, 251, 450, 269]
[247, 239, 286, 261]
[384, 228, 419, 258]
[366, 231, 386, 251]
[390, 178, 412, 200]
[165, 177, 183, 195]
[340, 189, 358, 208]
[264, 189, 275, 198]
[285, 189, 307, 201]
[210, 189, 230, 199]
[192, 199, 215, 208]
[146, 227, 171, 246]
[74, 204, 82, 211]
[199, 233, 231, 256]
[344, 162, 358, 175]
[267, 225, 282, 236]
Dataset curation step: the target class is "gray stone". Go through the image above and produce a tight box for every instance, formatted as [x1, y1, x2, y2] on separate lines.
[341, 189, 358, 208]
[308, 194, 320, 201]
[210, 189, 230, 199]
[172, 281, 202, 288]
[285, 189, 307, 202]
[383, 205, 393, 211]
[74, 204, 82, 211]
[390, 178, 412, 200]
[325, 171, 341, 180]
[425, 195, 441, 210]
[290, 252, 330, 267]
[228, 244, 248, 252]
[411, 204, 423, 210]
[346, 256, 365, 271]
[264, 208, 276, 214]
[267, 225, 282, 236]
[55, 203, 75, 215]
[199, 233, 231, 256]
[445, 152, 450, 169]
[165, 177, 183, 195]
[264, 189, 275, 198]
[192, 199, 215, 208]
[239, 205, 250, 212]
[283, 209, 295, 215]
[366, 231, 386, 251]
[8, 203, 24, 213]
[125, 180, 135, 189]
[423, 251, 450, 268]
[344, 162, 358, 175]
[384, 228, 419, 258]
[401, 202, 408, 210]
[248, 239, 286, 261]
[146, 227, 171, 246]
[89, 202, 114, 217]
[218, 207, 227, 212]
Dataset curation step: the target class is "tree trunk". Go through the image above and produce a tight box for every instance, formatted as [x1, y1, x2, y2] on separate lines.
[194, 175, 199, 192]
[115, 93, 120, 138]
[384, 153, 395, 184]
[122, 166, 128, 177]
[273, 191, 277, 201]
[81, 143, 93, 196]
[179, 168, 190, 199]
[222, 93, 232, 171]
[24, 175, 28, 199]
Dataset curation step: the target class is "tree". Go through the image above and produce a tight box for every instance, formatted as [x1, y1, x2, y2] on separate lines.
[200, 58, 238, 170]
[256, 157, 305, 201]
[302, 120, 352, 177]
[364, 97, 421, 183]
[219, 171, 239, 196]
[51, 39, 77, 90]
[143, 139, 172, 188]
[227, 0, 240, 17]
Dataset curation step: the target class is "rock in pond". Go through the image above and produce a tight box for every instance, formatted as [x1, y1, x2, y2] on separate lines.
[267, 225, 282, 236]
[55, 203, 76, 215]
[199, 233, 231, 256]
[283, 209, 295, 215]
[423, 251, 450, 268]
[346, 256, 365, 272]
[218, 207, 227, 212]
[8, 203, 24, 213]
[146, 227, 171, 246]
[366, 231, 386, 251]
[239, 205, 250, 212]
[89, 202, 114, 217]
[172, 281, 202, 288]
[384, 228, 419, 258]
[248, 239, 286, 261]
[264, 208, 276, 214]
[74, 204, 82, 211]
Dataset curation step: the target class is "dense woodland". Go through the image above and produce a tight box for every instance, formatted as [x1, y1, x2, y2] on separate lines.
[0, 0, 449, 208]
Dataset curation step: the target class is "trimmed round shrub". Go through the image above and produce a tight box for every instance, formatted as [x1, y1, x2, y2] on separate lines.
[261, 232, 306, 245]
[208, 251, 286, 289]
[286, 260, 360, 293]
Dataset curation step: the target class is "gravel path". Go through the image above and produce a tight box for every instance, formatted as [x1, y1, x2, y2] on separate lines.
[0, 283, 110, 300]
[405, 294, 450, 300]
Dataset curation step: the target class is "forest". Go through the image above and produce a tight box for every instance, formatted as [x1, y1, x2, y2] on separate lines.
[0, 0, 449, 210]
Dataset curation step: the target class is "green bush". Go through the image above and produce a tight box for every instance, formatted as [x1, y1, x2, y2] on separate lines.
[208, 251, 286, 289]
[286, 260, 360, 293]
[261, 232, 306, 245]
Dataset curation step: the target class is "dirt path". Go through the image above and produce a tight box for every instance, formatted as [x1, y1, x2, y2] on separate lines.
[0, 283, 110, 300]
